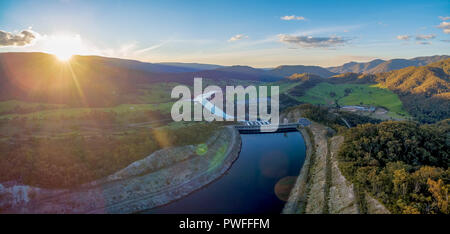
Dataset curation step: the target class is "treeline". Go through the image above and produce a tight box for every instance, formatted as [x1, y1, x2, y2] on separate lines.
[338, 121, 449, 214]
[401, 94, 450, 124]
[278, 94, 302, 112]
[0, 122, 223, 188]
[338, 111, 381, 127]
[288, 76, 325, 97]
[286, 104, 381, 130]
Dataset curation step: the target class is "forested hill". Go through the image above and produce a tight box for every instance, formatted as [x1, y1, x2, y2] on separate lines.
[373, 59, 449, 123]
[328, 59, 450, 123]
[327, 55, 449, 74]
[373, 58, 449, 96]
[0, 52, 340, 106]
[0, 53, 279, 106]
[338, 121, 449, 214]
[268, 65, 337, 78]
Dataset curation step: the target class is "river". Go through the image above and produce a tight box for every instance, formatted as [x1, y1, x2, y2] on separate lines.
[147, 130, 306, 214]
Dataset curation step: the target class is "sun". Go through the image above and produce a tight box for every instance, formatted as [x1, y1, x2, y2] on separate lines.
[45, 34, 85, 61]
[55, 52, 73, 61]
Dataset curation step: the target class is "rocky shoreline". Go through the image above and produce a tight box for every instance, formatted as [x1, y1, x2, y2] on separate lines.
[282, 127, 313, 214]
[281, 110, 389, 214]
[0, 126, 241, 214]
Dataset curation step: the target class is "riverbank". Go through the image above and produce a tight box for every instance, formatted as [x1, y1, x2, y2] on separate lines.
[283, 122, 360, 213]
[281, 109, 389, 214]
[0, 126, 241, 213]
[282, 127, 313, 213]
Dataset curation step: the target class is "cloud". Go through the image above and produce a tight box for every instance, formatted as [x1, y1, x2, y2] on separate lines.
[228, 34, 249, 42]
[0, 29, 37, 47]
[396, 35, 411, 40]
[396, 34, 436, 45]
[290, 25, 362, 37]
[281, 15, 306, 21]
[439, 16, 450, 21]
[415, 34, 436, 40]
[437, 21, 450, 34]
[416, 41, 431, 45]
[135, 41, 169, 54]
[278, 34, 349, 48]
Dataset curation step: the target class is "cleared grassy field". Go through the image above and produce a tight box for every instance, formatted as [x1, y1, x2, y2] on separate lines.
[0, 102, 174, 120]
[0, 100, 66, 115]
[295, 82, 410, 117]
[278, 81, 303, 94]
[0, 81, 184, 120]
[0, 82, 181, 120]
[137, 82, 182, 104]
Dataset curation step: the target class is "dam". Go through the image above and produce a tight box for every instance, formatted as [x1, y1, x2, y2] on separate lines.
[234, 118, 311, 133]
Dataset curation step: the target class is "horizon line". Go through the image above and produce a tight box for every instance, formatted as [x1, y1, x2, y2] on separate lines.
[0, 51, 448, 69]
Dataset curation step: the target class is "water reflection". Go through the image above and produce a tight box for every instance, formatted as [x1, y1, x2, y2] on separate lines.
[148, 131, 306, 214]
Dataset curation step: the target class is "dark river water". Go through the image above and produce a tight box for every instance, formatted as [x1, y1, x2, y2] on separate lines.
[147, 131, 306, 214]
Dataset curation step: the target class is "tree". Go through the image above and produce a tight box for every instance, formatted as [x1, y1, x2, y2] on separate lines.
[393, 169, 409, 197]
[427, 178, 449, 214]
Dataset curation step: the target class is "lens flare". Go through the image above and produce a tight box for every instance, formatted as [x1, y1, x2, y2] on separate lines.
[44, 34, 85, 61]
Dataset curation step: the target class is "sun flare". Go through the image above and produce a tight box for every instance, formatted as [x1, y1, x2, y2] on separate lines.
[45, 34, 85, 61]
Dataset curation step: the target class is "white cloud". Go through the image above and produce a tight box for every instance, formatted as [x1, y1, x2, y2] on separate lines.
[281, 15, 306, 21]
[135, 41, 169, 54]
[416, 41, 431, 45]
[0, 29, 37, 47]
[439, 16, 450, 21]
[396, 35, 410, 40]
[437, 21, 450, 34]
[278, 34, 349, 48]
[415, 34, 436, 40]
[291, 25, 362, 37]
[396, 33, 437, 44]
[228, 34, 249, 42]
[396, 34, 436, 45]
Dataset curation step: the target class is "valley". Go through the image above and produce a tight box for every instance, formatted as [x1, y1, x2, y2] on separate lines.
[0, 52, 448, 214]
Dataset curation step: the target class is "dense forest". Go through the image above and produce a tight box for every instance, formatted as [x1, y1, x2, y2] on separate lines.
[400, 93, 449, 123]
[338, 121, 449, 214]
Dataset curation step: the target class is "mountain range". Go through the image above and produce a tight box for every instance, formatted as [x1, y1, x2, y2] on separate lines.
[326, 55, 449, 74]
[331, 58, 450, 123]
[0, 52, 448, 117]
[98, 54, 450, 78]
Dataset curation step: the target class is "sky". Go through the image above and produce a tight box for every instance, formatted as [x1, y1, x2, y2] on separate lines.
[0, 0, 449, 67]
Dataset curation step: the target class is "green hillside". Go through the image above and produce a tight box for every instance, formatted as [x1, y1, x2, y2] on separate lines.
[291, 82, 409, 118]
